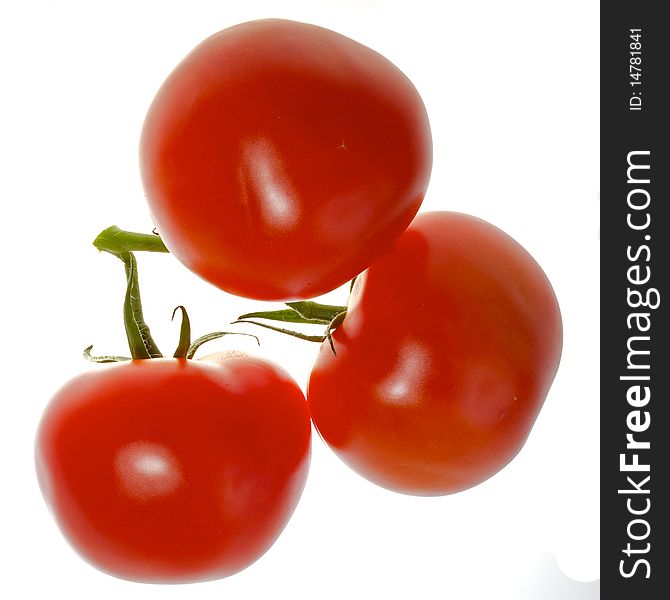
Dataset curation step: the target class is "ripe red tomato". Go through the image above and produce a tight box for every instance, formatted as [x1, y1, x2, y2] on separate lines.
[308, 212, 562, 496]
[35, 355, 311, 583]
[140, 19, 432, 301]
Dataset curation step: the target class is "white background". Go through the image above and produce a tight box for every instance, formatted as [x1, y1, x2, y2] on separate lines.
[0, 1, 599, 597]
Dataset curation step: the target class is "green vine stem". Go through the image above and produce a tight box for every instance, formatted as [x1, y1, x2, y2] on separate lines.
[91, 224, 353, 357]
[89, 226, 258, 362]
[92, 225, 165, 358]
[115, 251, 164, 359]
[94, 225, 169, 254]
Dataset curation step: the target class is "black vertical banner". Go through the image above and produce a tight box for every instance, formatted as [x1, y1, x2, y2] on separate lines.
[601, 3, 669, 597]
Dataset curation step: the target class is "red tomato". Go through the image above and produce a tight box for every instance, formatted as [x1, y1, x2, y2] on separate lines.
[35, 355, 311, 583]
[308, 212, 562, 496]
[140, 19, 432, 300]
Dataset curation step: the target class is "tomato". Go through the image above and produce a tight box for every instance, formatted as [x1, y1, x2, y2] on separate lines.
[140, 19, 432, 301]
[307, 212, 562, 496]
[35, 355, 311, 583]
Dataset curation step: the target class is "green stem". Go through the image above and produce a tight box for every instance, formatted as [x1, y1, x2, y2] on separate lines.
[118, 252, 163, 359]
[94, 225, 169, 254]
[92, 225, 164, 359]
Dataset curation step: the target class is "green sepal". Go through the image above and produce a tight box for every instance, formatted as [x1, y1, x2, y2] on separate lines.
[233, 320, 326, 343]
[324, 311, 347, 356]
[285, 301, 348, 322]
[172, 306, 191, 358]
[187, 331, 260, 359]
[237, 308, 329, 325]
[83, 345, 131, 363]
[237, 300, 347, 326]
[233, 304, 348, 354]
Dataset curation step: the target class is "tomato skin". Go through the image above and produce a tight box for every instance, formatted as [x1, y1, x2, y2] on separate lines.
[307, 212, 562, 496]
[140, 19, 432, 300]
[35, 357, 310, 583]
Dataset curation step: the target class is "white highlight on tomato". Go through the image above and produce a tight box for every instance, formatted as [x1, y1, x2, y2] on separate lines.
[240, 138, 299, 232]
[378, 340, 431, 404]
[114, 441, 183, 500]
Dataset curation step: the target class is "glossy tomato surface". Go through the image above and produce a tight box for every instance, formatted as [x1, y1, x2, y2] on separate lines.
[140, 19, 432, 300]
[35, 356, 311, 583]
[308, 212, 562, 496]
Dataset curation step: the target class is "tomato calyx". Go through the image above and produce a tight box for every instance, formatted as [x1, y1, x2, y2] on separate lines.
[239, 301, 347, 326]
[235, 301, 348, 355]
[88, 226, 257, 363]
[91, 224, 347, 353]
